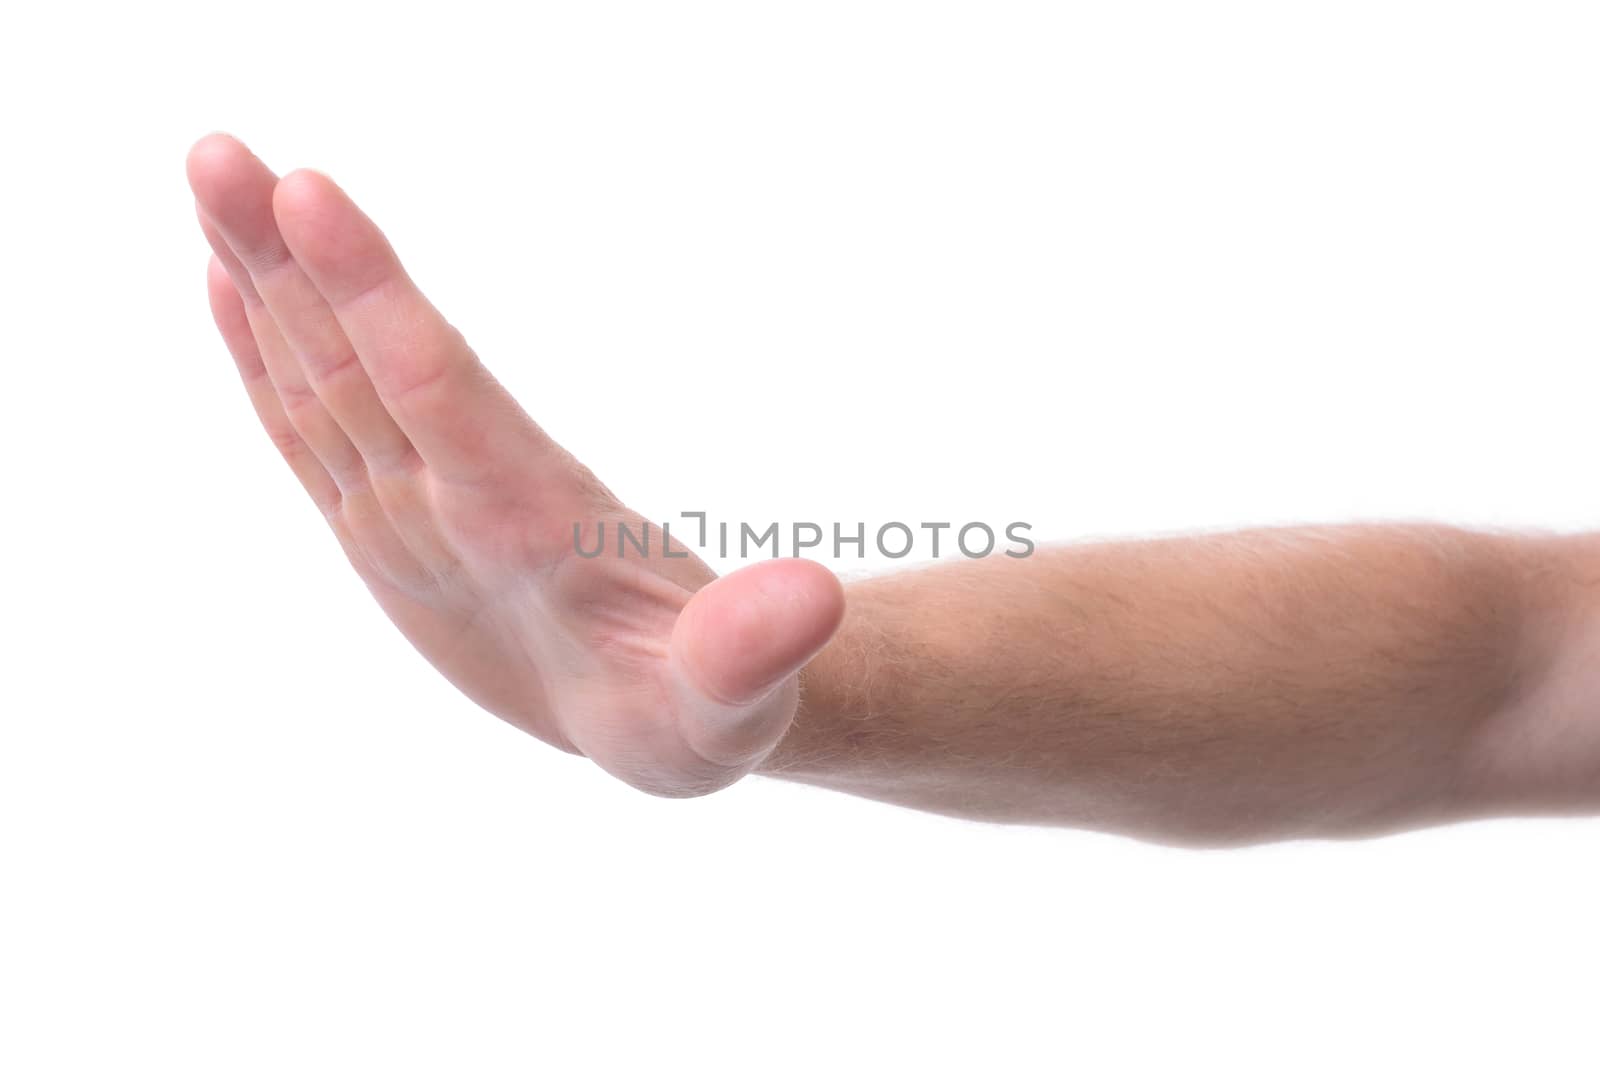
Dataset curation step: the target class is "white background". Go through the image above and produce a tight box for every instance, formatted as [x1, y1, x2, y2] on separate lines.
[4, 2, 1599, 1067]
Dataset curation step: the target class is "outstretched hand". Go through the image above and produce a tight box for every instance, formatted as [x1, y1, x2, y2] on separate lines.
[188, 133, 844, 796]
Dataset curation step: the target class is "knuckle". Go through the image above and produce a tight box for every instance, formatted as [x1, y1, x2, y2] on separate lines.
[276, 378, 322, 415]
[266, 424, 307, 459]
[303, 348, 361, 387]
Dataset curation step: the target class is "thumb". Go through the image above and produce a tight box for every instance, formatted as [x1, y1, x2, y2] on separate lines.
[668, 557, 846, 772]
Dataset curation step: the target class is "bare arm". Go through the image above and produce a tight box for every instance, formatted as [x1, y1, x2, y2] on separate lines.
[190, 136, 1600, 846]
[765, 524, 1597, 844]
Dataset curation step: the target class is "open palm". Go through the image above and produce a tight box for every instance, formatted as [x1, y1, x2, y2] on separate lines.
[188, 134, 843, 795]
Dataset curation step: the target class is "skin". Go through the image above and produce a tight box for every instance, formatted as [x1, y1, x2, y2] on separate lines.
[189, 132, 1600, 845]
[188, 133, 845, 798]
[770, 525, 1600, 843]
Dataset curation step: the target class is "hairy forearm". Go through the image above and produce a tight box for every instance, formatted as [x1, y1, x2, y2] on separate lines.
[762, 524, 1600, 844]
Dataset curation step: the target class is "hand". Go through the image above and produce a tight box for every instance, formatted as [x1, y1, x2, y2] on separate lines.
[187, 134, 844, 796]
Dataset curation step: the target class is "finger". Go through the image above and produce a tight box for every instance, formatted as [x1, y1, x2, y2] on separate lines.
[201, 214, 436, 593]
[668, 558, 847, 772]
[271, 168, 562, 489]
[193, 202, 370, 494]
[188, 136, 461, 577]
[186, 134, 419, 477]
[206, 256, 342, 516]
[186, 135, 368, 494]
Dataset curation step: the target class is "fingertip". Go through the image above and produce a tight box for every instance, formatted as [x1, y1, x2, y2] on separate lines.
[674, 557, 847, 708]
[185, 131, 250, 193]
[272, 168, 408, 308]
[271, 169, 347, 260]
[788, 556, 848, 639]
[188, 130, 243, 158]
[751, 555, 848, 648]
[272, 167, 341, 222]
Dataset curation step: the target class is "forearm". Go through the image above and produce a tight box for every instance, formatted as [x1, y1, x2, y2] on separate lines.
[762, 524, 1598, 844]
